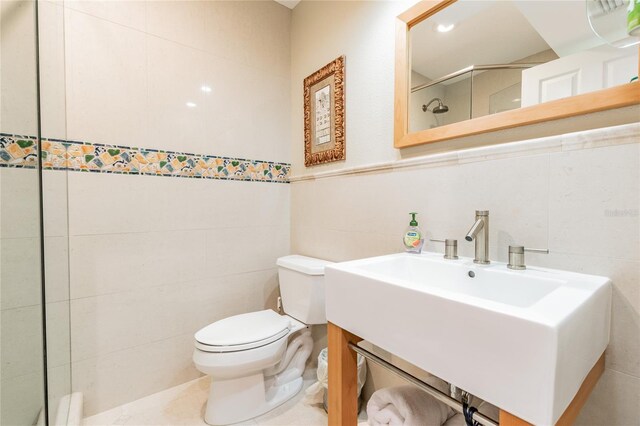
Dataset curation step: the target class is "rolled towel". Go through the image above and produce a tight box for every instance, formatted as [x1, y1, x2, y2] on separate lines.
[367, 378, 455, 426]
[442, 413, 465, 426]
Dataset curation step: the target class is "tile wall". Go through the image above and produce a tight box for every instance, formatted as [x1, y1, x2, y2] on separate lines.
[290, 124, 640, 425]
[290, 1, 640, 424]
[34, 0, 293, 416]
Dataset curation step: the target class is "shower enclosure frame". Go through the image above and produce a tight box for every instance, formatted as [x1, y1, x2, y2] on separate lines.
[34, 0, 52, 423]
[410, 63, 538, 128]
[410, 63, 538, 93]
[1, 0, 70, 424]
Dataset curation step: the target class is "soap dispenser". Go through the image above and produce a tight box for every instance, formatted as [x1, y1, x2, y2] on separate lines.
[403, 212, 424, 253]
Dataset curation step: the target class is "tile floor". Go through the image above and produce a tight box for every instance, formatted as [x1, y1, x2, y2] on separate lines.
[83, 375, 368, 426]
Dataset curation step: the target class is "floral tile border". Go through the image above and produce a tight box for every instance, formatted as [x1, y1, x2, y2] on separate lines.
[0, 134, 39, 169]
[0, 133, 290, 183]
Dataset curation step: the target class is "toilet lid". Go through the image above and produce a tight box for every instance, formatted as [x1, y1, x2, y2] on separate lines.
[195, 310, 291, 349]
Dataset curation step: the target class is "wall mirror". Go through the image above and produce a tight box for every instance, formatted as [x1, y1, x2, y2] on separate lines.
[395, 0, 640, 148]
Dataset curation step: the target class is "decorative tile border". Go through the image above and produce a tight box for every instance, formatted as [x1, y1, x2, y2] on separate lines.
[0, 133, 290, 183]
[0, 134, 39, 169]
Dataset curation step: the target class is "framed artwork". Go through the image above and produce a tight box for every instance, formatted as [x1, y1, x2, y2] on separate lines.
[303, 55, 346, 167]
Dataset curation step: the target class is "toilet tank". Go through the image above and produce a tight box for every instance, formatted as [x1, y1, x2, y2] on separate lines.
[276, 255, 332, 325]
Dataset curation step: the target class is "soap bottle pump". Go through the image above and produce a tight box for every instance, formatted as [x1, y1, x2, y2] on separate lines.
[403, 212, 424, 253]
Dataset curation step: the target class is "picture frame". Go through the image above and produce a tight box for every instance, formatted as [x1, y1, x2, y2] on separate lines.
[303, 55, 346, 167]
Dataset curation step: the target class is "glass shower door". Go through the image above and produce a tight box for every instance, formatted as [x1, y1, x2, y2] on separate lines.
[1, 0, 48, 424]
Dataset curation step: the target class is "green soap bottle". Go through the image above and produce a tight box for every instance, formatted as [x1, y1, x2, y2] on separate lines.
[403, 212, 424, 253]
[628, 0, 640, 36]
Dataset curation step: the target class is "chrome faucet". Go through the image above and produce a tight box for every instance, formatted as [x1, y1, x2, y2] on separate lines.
[465, 210, 490, 264]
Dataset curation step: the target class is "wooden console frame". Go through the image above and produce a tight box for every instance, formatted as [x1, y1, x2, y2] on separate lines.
[327, 322, 605, 426]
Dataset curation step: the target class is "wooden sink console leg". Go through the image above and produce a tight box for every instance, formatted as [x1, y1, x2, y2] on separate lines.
[328, 322, 363, 425]
[499, 353, 605, 426]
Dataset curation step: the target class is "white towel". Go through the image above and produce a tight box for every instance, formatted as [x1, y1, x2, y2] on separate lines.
[442, 413, 465, 426]
[367, 378, 455, 426]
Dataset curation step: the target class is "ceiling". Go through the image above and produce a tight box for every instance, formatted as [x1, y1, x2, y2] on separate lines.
[275, 0, 301, 9]
[411, 0, 604, 81]
[513, 0, 604, 56]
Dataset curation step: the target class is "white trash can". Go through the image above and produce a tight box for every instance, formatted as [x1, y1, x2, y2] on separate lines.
[303, 348, 367, 412]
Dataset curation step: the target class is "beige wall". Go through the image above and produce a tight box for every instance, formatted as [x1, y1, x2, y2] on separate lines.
[36, 0, 292, 416]
[291, 0, 413, 176]
[290, 1, 639, 424]
[291, 1, 638, 174]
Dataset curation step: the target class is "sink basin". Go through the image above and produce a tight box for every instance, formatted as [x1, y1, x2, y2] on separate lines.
[325, 252, 611, 425]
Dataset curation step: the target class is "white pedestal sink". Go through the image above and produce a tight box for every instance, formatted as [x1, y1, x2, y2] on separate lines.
[325, 252, 611, 425]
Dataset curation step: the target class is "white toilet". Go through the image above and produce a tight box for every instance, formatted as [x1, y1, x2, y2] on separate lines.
[193, 255, 331, 425]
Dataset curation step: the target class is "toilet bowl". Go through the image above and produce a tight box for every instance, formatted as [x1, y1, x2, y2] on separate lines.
[193, 255, 331, 425]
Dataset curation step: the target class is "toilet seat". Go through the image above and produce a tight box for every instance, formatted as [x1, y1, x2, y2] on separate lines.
[195, 310, 291, 353]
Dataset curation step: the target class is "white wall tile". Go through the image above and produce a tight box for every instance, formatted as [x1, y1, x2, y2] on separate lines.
[1, 305, 44, 379]
[64, 9, 148, 146]
[204, 226, 289, 276]
[145, 0, 206, 51]
[67, 172, 152, 236]
[200, 63, 290, 161]
[38, 1, 67, 140]
[1, 237, 41, 310]
[0, 168, 40, 239]
[609, 288, 640, 379]
[46, 300, 72, 368]
[202, 1, 290, 78]
[292, 153, 550, 263]
[0, 369, 44, 426]
[72, 333, 200, 416]
[212, 180, 290, 229]
[70, 282, 188, 362]
[145, 36, 208, 153]
[187, 269, 281, 332]
[0, 0, 38, 135]
[70, 262, 282, 362]
[42, 170, 68, 238]
[44, 236, 70, 303]
[64, 0, 146, 32]
[548, 143, 639, 261]
[575, 368, 640, 426]
[68, 173, 290, 236]
[69, 230, 206, 299]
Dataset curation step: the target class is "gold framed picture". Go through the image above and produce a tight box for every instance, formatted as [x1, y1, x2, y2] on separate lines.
[303, 56, 346, 167]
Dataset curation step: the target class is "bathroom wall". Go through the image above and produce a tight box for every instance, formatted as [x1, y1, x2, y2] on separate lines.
[290, 1, 640, 424]
[36, 0, 292, 416]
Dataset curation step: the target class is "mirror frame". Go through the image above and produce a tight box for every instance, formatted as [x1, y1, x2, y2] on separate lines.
[394, 0, 640, 149]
